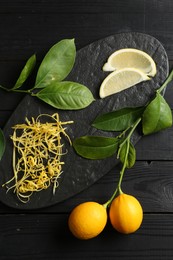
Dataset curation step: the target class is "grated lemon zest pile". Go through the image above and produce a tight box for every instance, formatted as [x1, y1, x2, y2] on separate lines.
[3, 113, 73, 203]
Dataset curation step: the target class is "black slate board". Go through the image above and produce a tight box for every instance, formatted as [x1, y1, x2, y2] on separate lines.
[0, 32, 169, 209]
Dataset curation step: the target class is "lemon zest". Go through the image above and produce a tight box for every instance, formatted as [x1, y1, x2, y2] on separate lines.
[3, 113, 73, 203]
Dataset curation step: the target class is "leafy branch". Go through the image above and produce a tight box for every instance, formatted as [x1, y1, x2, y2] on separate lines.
[0, 39, 95, 110]
[73, 69, 173, 201]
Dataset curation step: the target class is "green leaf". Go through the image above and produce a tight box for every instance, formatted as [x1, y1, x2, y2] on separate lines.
[142, 92, 172, 135]
[12, 54, 36, 90]
[35, 39, 76, 89]
[73, 136, 119, 159]
[119, 141, 136, 168]
[92, 107, 144, 131]
[35, 81, 95, 110]
[0, 128, 5, 160]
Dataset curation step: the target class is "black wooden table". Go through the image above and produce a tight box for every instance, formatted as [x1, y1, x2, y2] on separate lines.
[0, 1, 173, 259]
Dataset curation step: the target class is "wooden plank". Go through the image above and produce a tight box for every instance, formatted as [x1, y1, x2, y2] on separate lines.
[0, 91, 24, 112]
[0, 111, 13, 127]
[145, 0, 173, 13]
[2, 0, 172, 18]
[0, 3, 173, 60]
[0, 0, 172, 259]
[53, 161, 173, 213]
[164, 87, 173, 108]
[0, 13, 145, 60]
[0, 161, 173, 213]
[0, 213, 173, 259]
[0, 61, 38, 87]
[136, 126, 173, 160]
[0, 0, 144, 14]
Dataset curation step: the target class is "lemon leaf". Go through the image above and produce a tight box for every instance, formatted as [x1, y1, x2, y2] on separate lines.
[35, 39, 76, 89]
[142, 93, 172, 135]
[92, 107, 144, 131]
[35, 81, 94, 110]
[119, 141, 136, 169]
[12, 54, 36, 90]
[73, 136, 119, 159]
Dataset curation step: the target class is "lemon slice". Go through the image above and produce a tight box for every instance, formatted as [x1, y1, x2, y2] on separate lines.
[103, 48, 157, 77]
[99, 68, 150, 98]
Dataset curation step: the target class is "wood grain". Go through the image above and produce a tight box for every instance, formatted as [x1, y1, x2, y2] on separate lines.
[0, 13, 146, 60]
[0, 0, 145, 14]
[0, 0, 173, 258]
[54, 160, 173, 214]
[0, 213, 173, 259]
[0, 161, 173, 214]
[136, 126, 173, 160]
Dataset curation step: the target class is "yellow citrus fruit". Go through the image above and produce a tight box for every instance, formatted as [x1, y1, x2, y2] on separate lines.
[99, 68, 150, 98]
[102, 48, 157, 77]
[68, 201, 107, 240]
[109, 193, 143, 234]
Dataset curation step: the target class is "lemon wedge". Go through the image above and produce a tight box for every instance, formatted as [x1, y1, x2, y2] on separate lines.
[103, 48, 157, 77]
[99, 68, 150, 98]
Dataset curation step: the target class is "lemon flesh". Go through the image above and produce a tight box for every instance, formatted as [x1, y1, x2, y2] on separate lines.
[99, 68, 150, 98]
[103, 48, 156, 77]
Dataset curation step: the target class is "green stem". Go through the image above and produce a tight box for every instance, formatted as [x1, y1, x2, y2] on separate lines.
[103, 117, 141, 209]
[117, 141, 129, 192]
[118, 125, 132, 139]
[103, 187, 118, 209]
[157, 68, 173, 94]
[12, 89, 31, 94]
[0, 85, 10, 92]
[127, 117, 142, 140]
[117, 117, 141, 158]
[0, 84, 32, 94]
[103, 144, 128, 209]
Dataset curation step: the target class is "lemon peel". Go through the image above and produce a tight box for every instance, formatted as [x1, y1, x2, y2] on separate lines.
[99, 68, 150, 98]
[102, 48, 157, 77]
[3, 113, 73, 203]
